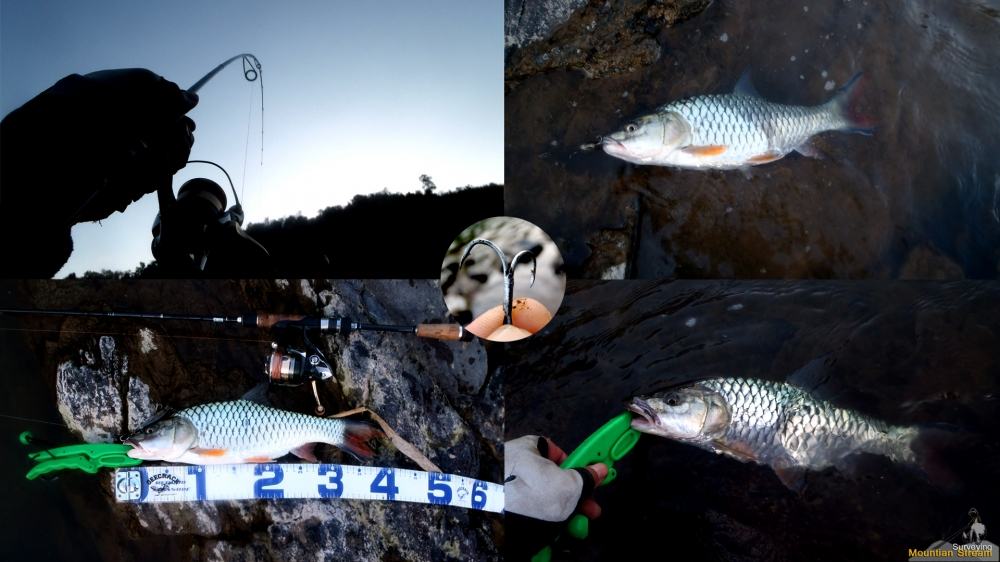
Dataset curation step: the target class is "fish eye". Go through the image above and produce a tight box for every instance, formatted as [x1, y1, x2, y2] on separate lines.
[666, 394, 679, 407]
[625, 123, 637, 133]
[145, 428, 153, 434]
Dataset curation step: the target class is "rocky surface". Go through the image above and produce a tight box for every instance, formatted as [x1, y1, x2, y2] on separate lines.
[505, 0, 712, 83]
[2, 279, 501, 561]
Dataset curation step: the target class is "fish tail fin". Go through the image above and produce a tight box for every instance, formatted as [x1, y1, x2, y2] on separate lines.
[338, 421, 383, 461]
[905, 424, 979, 491]
[828, 72, 875, 135]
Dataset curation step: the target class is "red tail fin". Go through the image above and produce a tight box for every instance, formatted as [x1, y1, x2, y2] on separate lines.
[339, 421, 382, 460]
[831, 72, 875, 135]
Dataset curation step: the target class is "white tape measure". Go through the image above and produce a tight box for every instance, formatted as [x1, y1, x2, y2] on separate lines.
[115, 463, 503, 513]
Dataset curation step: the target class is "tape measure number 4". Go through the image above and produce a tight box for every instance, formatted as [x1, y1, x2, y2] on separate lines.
[115, 464, 503, 513]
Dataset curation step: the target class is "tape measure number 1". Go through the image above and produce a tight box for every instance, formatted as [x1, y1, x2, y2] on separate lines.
[115, 463, 504, 513]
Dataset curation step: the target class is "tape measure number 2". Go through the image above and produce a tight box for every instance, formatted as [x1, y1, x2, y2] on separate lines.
[115, 464, 503, 513]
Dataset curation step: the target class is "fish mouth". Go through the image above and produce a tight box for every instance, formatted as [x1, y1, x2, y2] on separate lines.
[627, 398, 658, 430]
[601, 136, 624, 149]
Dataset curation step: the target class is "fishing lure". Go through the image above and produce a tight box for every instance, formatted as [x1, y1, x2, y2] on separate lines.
[459, 239, 537, 326]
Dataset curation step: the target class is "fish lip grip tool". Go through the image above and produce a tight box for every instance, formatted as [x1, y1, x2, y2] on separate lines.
[533, 412, 641, 562]
[21, 431, 142, 480]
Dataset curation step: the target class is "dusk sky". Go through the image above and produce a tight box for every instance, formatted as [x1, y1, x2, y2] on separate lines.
[0, 1, 502, 276]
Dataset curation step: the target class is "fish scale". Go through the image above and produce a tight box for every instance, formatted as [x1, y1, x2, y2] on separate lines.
[182, 400, 347, 454]
[699, 378, 917, 470]
[666, 95, 836, 159]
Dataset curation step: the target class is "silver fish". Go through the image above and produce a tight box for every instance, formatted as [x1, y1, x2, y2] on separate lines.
[628, 378, 918, 487]
[125, 400, 380, 464]
[602, 72, 873, 169]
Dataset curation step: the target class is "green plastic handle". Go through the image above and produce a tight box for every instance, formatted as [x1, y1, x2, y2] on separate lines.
[25, 442, 142, 480]
[531, 412, 641, 562]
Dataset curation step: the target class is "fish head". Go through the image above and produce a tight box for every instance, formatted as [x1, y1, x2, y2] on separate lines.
[628, 384, 730, 441]
[125, 416, 197, 461]
[602, 111, 690, 164]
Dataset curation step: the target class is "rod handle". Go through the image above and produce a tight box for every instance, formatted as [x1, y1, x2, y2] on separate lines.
[255, 313, 306, 328]
[415, 323, 466, 341]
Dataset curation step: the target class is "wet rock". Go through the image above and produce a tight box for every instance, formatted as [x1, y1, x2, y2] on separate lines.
[8, 279, 500, 561]
[899, 243, 965, 279]
[505, 0, 588, 50]
[506, 0, 711, 84]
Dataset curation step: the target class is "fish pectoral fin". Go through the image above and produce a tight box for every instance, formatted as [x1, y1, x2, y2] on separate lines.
[243, 455, 274, 463]
[772, 458, 808, 493]
[794, 141, 825, 160]
[681, 145, 727, 157]
[709, 439, 758, 463]
[747, 151, 783, 164]
[191, 447, 227, 457]
[291, 443, 319, 463]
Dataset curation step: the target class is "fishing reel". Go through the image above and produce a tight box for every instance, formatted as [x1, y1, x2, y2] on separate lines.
[265, 323, 334, 415]
[151, 164, 270, 275]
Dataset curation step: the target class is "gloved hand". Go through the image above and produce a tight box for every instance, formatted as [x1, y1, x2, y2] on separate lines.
[505, 435, 609, 560]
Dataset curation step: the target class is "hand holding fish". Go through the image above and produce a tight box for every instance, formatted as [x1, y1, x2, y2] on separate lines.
[504, 435, 608, 559]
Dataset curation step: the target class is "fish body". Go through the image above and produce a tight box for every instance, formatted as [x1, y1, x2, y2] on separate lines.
[126, 399, 379, 464]
[602, 72, 872, 169]
[628, 378, 917, 482]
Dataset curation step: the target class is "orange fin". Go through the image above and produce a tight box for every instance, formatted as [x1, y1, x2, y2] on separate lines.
[339, 421, 383, 460]
[243, 455, 273, 463]
[191, 448, 227, 457]
[681, 145, 727, 157]
[747, 151, 783, 164]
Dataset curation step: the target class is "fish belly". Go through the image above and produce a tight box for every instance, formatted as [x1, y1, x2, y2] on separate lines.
[669, 96, 828, 168]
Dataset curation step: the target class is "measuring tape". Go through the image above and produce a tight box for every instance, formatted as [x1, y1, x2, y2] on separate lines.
[115, 464, 503, 513]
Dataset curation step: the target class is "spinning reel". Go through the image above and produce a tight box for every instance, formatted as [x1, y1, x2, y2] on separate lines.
[265, 320, 335, 415]
[151, 162, 270, 275]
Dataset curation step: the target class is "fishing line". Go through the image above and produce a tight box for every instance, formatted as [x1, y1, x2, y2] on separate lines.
[242, 80, 253, 204]
[187, 53, 264, 167]
[0, 414, 72, 429]
[0, 327, 271, 345]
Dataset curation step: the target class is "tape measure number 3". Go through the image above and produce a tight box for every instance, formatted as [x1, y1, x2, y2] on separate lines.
[115, 464, 504, 513]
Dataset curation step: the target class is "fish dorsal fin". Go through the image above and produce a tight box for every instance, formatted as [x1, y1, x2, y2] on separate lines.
[240, 383, 270, 405]
[786, 355, 849, 402]
[733, 69, 761, 98]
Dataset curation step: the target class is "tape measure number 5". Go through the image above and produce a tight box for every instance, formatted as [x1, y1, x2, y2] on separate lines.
[115, 463, 504, 513]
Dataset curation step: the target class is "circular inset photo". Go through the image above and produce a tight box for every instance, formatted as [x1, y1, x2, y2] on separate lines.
[440, 216, 566, 342]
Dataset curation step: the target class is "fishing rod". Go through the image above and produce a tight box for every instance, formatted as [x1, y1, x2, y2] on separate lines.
[0, 307, 468, 414]
[0, 308, 466, 340]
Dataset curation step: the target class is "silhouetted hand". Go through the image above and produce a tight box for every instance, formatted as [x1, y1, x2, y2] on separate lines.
[66, 68, 198, 222]
[0, 68, 198, 276]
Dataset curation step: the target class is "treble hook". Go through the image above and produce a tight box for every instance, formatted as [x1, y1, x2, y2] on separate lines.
[460, 239, 536, 325]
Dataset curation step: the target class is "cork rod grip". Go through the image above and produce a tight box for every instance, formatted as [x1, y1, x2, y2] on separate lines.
[414, 323, 464, 341]
[256, 313, 307, 328]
